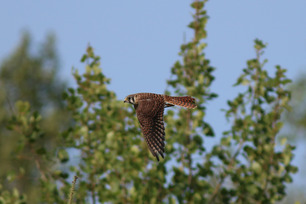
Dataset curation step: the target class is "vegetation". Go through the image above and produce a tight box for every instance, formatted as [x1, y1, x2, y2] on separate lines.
[0, 1, 298, 203]
[0, 32, 69, 203]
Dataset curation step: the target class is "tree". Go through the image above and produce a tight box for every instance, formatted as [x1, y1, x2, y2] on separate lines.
[60, 46, 160, 203]
[0, 32, 69, 203]
[282, 74, 306, 141]
[1, 1, 297, 203]
[207, 40, 297, 203]
[164, 1, 217, 202]
[279, 74, 306, 203]
[164, 1, 297, 203]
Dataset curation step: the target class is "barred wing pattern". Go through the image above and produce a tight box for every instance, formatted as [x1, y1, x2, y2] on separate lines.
[135, 96, 165, 161]
[124, 92, 197, 161]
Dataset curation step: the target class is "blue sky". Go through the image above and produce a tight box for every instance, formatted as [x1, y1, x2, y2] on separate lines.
[1, 0, 306, 196]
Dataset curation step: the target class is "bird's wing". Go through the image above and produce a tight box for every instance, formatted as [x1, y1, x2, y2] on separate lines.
[135, 99, 165, 161]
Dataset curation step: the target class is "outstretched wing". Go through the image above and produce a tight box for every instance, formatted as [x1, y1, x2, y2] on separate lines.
[135, 99, 165, 161]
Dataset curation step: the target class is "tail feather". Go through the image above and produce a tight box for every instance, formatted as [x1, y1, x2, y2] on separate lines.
[165, 96, 197, 109]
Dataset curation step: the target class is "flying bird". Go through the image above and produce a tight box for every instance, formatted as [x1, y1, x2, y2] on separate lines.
[124, 93, 197, 161]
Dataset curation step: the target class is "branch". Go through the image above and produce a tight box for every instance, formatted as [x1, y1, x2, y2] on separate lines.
[68, 175, 78, 204]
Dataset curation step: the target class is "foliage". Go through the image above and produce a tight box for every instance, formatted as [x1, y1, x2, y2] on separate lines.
[0, 184, 26, 204]
[207, 39, 297, 203]
[279, 72, 306, 203]
[165, 0, 217, 202]
[0, 32, 69, 203]
[1, 1, 297, 203]
[59, 46, 168, 203]
[282, 73, 306, 141]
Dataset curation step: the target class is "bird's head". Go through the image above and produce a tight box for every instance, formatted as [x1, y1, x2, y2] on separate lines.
[124, 94, 137, 105]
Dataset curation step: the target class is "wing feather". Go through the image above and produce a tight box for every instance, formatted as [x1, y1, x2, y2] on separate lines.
[135, 98, 165, 161]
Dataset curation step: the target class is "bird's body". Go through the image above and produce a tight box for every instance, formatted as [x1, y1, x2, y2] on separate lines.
[124, 93, 197, 161]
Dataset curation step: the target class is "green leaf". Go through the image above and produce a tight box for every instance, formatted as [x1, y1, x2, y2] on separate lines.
[58, 149, 69, 163]
[15, 101, 30, 113]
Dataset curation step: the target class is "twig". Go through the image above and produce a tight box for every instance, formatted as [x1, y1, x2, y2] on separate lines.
[208, 139, 244, 203]
[68, 176, 78, 204]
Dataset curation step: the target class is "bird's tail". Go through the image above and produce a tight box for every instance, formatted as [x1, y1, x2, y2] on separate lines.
[164, 95, 197, 109]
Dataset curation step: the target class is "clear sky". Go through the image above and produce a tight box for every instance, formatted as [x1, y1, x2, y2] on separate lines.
[1, 0, 306, 195]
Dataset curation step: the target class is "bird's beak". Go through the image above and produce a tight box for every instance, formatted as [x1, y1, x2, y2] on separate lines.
[124, 98, 128, 103]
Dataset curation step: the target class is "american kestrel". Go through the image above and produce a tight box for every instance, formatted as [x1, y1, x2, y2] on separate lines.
[124, 93, 197, 161]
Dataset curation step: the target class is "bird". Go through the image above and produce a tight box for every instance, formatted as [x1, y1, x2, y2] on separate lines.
[124, 93, 197, 161]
